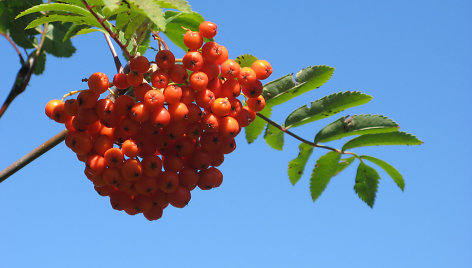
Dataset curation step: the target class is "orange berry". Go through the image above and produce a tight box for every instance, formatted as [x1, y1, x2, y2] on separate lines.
[163, 84, 182, 104]
[189, 72, 208, 91]
[247, 95, 266, 112]
[64, 99, 79, 116]
[77, 90, 99, 109]
[113, 73, 130, 89]
[183, 30, 203, 50]
[130, 55, 150, 74]
[155, 50, 175, 70]
[88, 72, 109, 94]
[241, 79, 263, 98]
[134, 83, 152, 102]
[238, 67, 257, 86]
[104, 148, 124, 167]
[150, 70, 169, 89]
[220, 59, 240, 79]
[142, 155, 163, 177]
[121, 159, 143, 181]
[182, 51, 204, 71]
[251, 60, 273, 80]
[168, 102, 189, 122]
[126, 71, 144, 87]
[157, 171, 179, 193]
[168, 64, 188, 83]
[211, 98, 232, 117]
[93, 135, 114, 156]
[219, 116, 240, 137]
[143, 89, 165, 110]
[199, 21, 217, 39]
[122, 139, 141, 158]
[169, 186, 191, 208]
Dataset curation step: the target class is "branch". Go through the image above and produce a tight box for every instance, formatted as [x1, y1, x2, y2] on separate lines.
[82, 0, 132, 59]
[1, 32, 25, 63]
[256, 112, 351, 155]
[103, 33, 123, 73]
[0, 17, 50, 119]
[0, 129, 67, 183]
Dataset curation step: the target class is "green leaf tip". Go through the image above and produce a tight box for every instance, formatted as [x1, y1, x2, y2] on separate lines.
[287, 143, 314, 185]
[354, 162, 380, 208]
[360, 155, 405, 191]
[310, 151, 341, 203]
[235, 54, 258, 68]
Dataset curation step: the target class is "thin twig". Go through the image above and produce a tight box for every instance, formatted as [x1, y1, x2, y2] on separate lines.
[1, 32, 25, 63]
[103, 33, 123, 73]
[82, 0, 132, 59]
[152, 30, 169, 50]
[0, 129, 68, 183]
[256, 113, 344, 154]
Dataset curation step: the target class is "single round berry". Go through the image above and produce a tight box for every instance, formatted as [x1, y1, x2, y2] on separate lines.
[183, 30, 203, 50]
[130, 55, 150, 74]
[251, 60, 273, 80]
[88, 72, 109, 94]
[155, 50, 175, 70]
[199, 21, 217, 38]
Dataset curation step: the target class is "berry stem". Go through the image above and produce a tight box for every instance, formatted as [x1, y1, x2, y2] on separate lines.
[256, 113, 357, 157]
[152, 31, 169, 51]
[81, 0, 132, 60]
[0, 129, 68, 184]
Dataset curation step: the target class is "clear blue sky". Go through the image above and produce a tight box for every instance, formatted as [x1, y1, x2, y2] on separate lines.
[1, 0, 471, 267]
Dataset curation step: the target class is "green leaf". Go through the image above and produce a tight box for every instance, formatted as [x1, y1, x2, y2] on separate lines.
[15, 3, 94, 19]
[116, 10, 138, 30]
[73, 27, 107, 37]
[354, 162, 380, 208]
[235, 54, 258, 68]
[288, 143, 314, 185]
[163, 11, 205, 51]
[124, 13, 148, 39]
[265, 66, 334, 107]
[261, 74, 296, 104]
[128, 0, 166, 31]
[103, 0, 121, 11]
[310, 151, 341, 203]
[244, 106, 272, 144]
[360, 155, 404, 191]
[157, 0, 191, 12]
[25, 14, 99, 29]
[335, 157, 355, 176]
[342, 132, 423, 151]
[314, 114, 399, 143]
[284, 92, 373, 129]
[263, 123, 284, 150]
[33, 50, 46, 75]
[42, 22, 77, 57]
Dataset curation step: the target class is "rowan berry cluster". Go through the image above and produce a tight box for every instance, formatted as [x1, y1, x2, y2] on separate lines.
[44, 21, 272, 221]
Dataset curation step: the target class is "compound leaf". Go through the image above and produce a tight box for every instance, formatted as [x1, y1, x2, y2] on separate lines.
[310, 151, 341, 203]
[314, 114, 399, 143]
[360, 155, 404, 191]
[25, 14, 98, 29]
[342, 132, 423, 151]
[288, 143, 314, 185]
[354, 161, 380, 208]
[285, 92, 372, 129]
[42, 22, 76, 57]
[15, 3, 94, 19]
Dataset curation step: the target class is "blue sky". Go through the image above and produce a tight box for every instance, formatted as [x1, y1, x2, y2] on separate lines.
[0, 0, 471, 267]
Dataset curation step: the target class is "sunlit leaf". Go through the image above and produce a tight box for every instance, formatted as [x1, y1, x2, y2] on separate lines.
[310, 151, 341, 203]
[342, 132, 423, 151]
[314, 114, 399, 143]
[235, 54, 258, 68]
[288, 143, 314, 185]
[360, 155, 404, 191]
[284, 92, 372, 129]
[264, 123, 284, 151]
[354, 161, 380, 208]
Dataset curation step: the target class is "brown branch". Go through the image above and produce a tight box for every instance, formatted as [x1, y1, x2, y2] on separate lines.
[1, 32, 25, 63]
[0, 129, 68, 183]
[82, 0, 132, 59]
[103, 33, 123, 73]
[256, 112, 346, 155]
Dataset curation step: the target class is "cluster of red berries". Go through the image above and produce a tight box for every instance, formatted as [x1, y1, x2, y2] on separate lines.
[44, 21, 272, 221]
